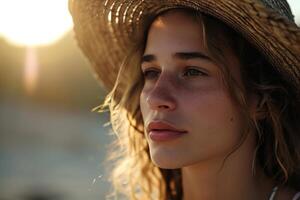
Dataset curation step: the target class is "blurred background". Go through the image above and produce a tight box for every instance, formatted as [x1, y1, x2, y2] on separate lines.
[0, 1, 299, 200]
[0, 0, 112, 199]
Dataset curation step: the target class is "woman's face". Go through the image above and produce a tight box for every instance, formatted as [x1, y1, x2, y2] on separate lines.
[139, 10, 252, 169]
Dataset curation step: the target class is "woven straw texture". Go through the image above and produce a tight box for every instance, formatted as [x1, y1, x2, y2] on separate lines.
[69, 0, 300, 93]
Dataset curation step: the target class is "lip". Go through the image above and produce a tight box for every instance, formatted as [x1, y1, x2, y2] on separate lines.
[147, 121, 188, 142]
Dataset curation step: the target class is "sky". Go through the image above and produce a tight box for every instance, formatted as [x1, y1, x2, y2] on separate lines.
[287, 0, 300, 23]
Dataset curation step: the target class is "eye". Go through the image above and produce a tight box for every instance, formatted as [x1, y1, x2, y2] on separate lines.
[183, 67, 208, 77]
[142, 68, 160, 80]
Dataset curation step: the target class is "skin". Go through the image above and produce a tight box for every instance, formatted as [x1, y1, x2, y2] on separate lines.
[139, 10, 296, 200]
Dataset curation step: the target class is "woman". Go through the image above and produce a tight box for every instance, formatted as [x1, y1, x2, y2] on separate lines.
[69, 0, 300, 199]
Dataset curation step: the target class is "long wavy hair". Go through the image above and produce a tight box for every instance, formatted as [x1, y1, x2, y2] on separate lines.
[95, 8, 300, 200]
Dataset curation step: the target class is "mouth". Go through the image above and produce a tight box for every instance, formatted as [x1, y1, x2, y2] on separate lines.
[147, 121, 188, 133]
[147, 121, 188, 142]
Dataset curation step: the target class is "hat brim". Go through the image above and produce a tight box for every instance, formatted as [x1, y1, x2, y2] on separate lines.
[69, 0, 300, 93]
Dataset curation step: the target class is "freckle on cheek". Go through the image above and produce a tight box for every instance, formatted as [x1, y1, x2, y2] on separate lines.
[230, 117, 234, 122]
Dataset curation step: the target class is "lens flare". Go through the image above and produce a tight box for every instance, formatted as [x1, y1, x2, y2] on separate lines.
[24, 48, 38, 95]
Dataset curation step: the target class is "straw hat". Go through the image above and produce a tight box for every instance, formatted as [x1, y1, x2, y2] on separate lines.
[69, 0, 300, 94]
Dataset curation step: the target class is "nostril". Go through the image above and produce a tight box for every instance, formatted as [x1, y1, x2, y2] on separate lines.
[158, 105, 169, 109]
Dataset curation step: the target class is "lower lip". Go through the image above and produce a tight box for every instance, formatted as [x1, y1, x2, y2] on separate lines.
[149, 130, 187, 142]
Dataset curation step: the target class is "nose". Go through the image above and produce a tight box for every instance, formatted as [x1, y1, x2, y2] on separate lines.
[146, 79, 177, 111]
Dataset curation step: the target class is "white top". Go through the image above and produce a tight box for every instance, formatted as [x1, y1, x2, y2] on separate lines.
[269, 186, 300, 200]
[292, 192, 300, 200]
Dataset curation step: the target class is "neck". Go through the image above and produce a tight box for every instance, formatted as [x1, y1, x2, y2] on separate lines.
[181, 132, 275, 200]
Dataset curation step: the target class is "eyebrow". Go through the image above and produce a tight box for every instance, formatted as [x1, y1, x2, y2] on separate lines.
[141, 52, 211, 63]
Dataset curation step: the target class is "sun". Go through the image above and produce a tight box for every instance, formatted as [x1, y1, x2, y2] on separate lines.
[0, 0, 73, 47]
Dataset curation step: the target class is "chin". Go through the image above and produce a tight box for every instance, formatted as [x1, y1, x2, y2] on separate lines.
[152, 160, 182, 169]
[150, 152, 185, 169]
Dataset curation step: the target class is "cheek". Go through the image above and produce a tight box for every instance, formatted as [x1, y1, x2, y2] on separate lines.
[185, 85, 236, 118]
[192, 93, 234, 121]
[184, 89, 243, 141]
[180, 91, 244, 160]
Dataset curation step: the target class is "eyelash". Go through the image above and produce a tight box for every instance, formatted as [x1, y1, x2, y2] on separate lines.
[142, 67, 208, 80]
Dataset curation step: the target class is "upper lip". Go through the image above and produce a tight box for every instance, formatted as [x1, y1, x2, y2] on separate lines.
[147, 121, 188, 133]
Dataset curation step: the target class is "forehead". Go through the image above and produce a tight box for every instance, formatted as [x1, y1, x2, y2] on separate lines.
[152, 9, 201, 28]
[144, 10, 205, 54]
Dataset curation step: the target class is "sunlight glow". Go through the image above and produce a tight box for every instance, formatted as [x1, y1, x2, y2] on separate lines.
[0, 0, 73, 47]
[24, 48, 38, 95]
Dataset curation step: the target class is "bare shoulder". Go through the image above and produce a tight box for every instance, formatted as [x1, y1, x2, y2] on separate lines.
[277, 186, 300, 200]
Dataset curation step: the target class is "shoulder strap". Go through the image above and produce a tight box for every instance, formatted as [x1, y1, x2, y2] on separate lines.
[269, 186, 279, 200]
[292, 192, 300, 200]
